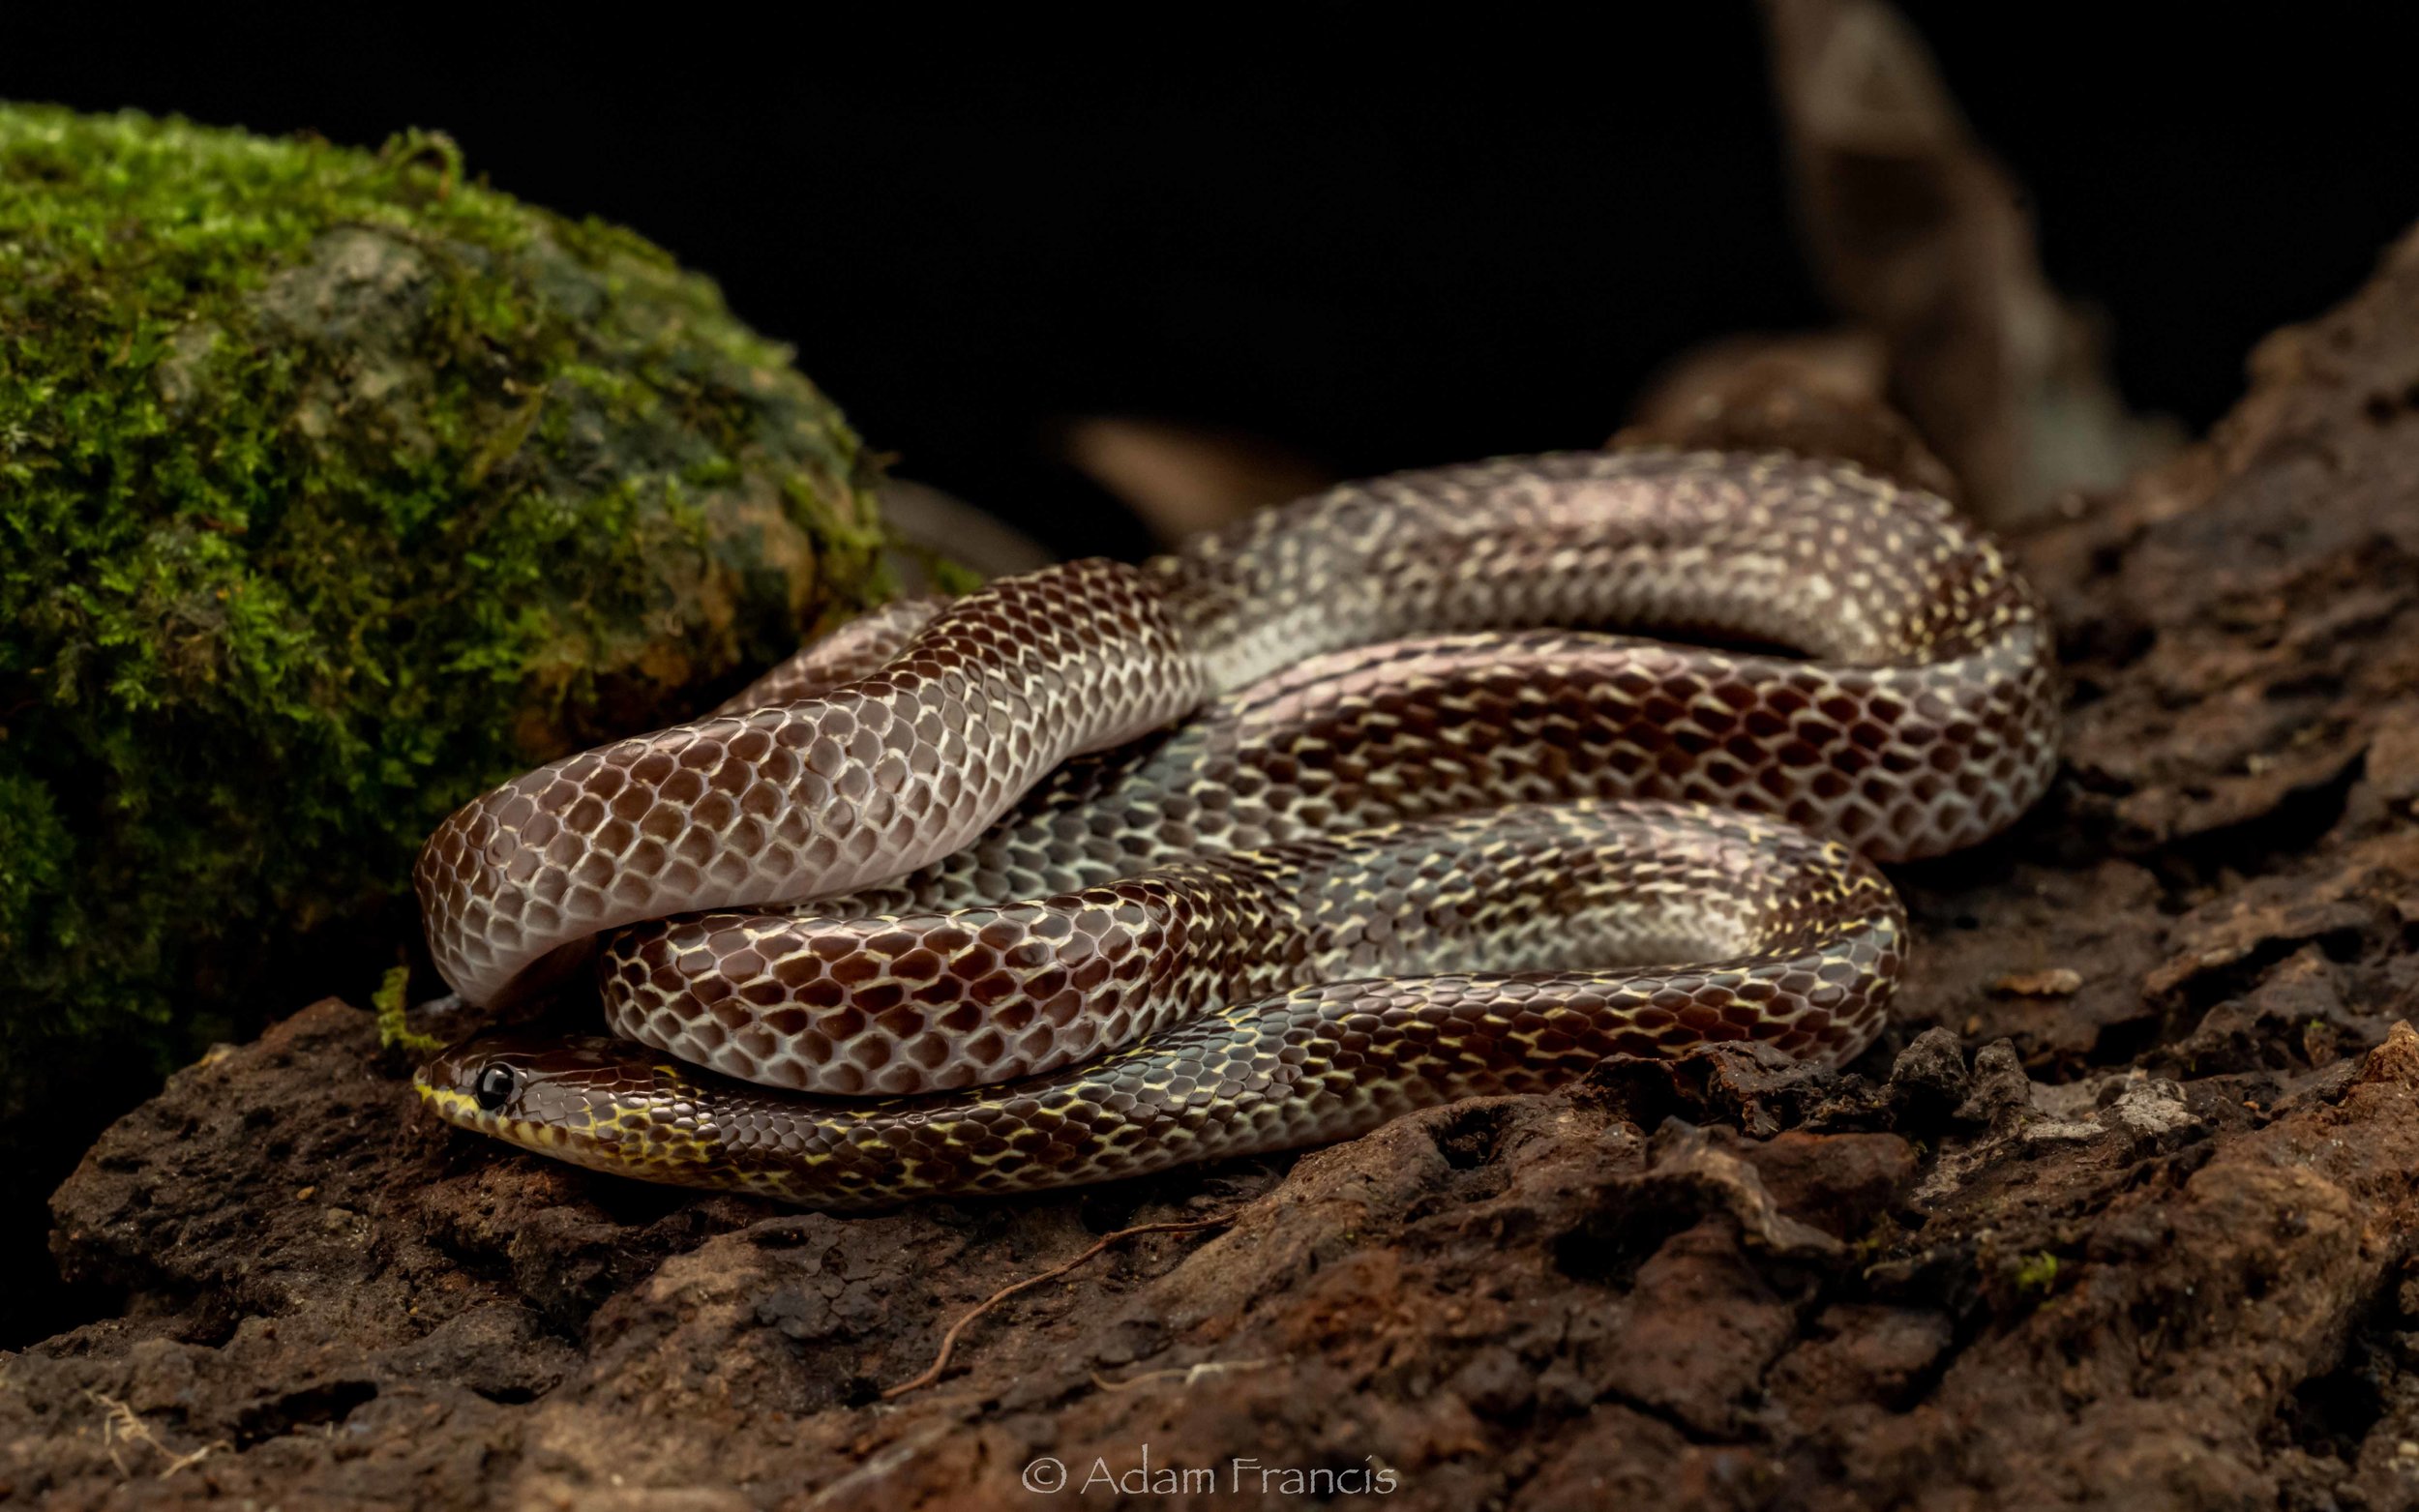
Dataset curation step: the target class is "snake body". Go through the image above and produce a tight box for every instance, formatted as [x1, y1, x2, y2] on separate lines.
[414, 450, 2058, 1204]
[422, 802, 1901, 1204]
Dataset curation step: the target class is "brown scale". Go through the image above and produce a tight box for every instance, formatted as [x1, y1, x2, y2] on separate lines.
[413, 449, 2056, 1204]
[599, 802, 1861, 1095]
[706, 598, 948, 717]
[415, 557, 1207, 1004]
[594, 625, 2050, 1098]
[420, 803, 1903, 1207]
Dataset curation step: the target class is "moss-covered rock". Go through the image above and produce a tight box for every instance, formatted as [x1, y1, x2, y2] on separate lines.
[0, 106, 891, 1112]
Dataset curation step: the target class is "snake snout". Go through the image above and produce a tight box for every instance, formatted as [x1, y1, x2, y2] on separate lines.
[418, 1033, 606, 1126]
[416, 1033, 730, 1182]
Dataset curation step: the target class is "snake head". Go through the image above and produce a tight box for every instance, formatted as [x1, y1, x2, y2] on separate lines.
[415, 1032, 731, 1186]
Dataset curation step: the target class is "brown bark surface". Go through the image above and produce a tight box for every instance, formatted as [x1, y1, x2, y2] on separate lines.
[11, 228, 2419, 1512]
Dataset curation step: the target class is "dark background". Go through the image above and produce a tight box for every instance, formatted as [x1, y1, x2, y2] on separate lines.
[15, 11, 2419, 561]
[5, 8, 2417, 1343]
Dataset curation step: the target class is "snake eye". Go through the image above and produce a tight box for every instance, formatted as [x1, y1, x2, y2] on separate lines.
[474, 1064, 516, 1112]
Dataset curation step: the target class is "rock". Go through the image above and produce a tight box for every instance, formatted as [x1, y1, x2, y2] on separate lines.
[0, 105, 891, 1338]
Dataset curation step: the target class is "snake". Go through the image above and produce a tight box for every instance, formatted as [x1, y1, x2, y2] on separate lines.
[412, 449, 2058, 1206]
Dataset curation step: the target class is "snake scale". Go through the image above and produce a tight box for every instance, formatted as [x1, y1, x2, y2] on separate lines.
[414, 449, 2058, 1205]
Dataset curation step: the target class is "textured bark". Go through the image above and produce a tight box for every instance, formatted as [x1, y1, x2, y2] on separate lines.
[12, 222, 2419, 1512]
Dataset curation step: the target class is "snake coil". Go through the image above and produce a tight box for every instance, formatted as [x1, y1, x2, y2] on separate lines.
[414, 450, 2057, 1206]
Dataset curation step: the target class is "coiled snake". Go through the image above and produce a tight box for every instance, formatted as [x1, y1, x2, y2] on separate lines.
[413, 450, 2057, 1206]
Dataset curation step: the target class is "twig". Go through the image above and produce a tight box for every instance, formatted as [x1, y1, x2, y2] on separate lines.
[83, 1389, 231, 1480]
[1090, 1357, 1273, 1392]
[881, 1213, 1239, 1400]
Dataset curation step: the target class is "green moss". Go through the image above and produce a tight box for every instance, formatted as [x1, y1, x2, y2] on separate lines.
[2013, 1251, 2061, 1295]
[0, 106, 891, 1112]
[373, 964, 436, 1053]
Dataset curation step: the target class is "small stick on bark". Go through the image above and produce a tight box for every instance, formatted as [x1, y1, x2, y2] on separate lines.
[881, 1214, 1239, 1401]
